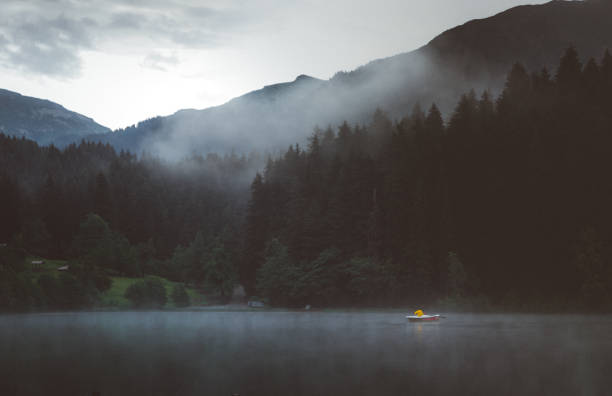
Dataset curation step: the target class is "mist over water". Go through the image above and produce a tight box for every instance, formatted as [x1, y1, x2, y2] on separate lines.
[1, 312, 611, 395]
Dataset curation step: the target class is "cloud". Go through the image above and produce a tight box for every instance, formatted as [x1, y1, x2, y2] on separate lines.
[107, 12, 144, 31]
[0, 0, 249, 78]
[0, 14, 95, 77]
[141, 52, 179, 71]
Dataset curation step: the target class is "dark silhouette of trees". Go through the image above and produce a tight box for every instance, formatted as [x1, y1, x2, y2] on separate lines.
[124, 277, 167, 308]
[241, 48, 612, 310]
[171, 283, 191, 307]
[93, 172, 113, 224]
[0, 175, 22, 243]
[3, 47, 612, 311]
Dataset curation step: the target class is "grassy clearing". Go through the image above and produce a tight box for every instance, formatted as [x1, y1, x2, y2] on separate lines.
[24, 256, 205, 309]
[100, 277, 133, 308]
[101, 276, 205, 308]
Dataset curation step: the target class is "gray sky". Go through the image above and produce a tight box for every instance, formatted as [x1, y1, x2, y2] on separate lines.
[0, 0, 548, 129]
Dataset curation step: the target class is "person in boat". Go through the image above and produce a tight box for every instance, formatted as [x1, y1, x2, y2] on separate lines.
[407, 309, 441, 321]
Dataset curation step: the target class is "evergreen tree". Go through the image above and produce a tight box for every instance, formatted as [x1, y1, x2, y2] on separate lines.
[573, 228, 610, 309]
[202, 237, 236, 300]
[93, 172, 113, 224]
[171, 283, 191, 307]
[241, 173, 269, 295]
[124, 277, 167, 308]
[256, 239, 301, 306]
[39, 175, 67, 257]
[497, 63, 531, 115]
[0, 175, 22, 243]
[556, 46, 582, 92]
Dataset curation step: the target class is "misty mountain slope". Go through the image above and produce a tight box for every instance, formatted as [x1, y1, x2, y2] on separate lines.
[93, 74, 329, 157]
[424, 0, 612, 82]
[91, 0, 612, 157]
[0, 89, 110, 146]
[334, 0, 612, 117]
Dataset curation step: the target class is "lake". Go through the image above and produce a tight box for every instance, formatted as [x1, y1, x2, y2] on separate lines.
[1, 312, 611, 395]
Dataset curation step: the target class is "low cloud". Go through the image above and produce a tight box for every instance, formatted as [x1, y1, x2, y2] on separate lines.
[142, 52, 180, 72]
[0, 0, 248, 78]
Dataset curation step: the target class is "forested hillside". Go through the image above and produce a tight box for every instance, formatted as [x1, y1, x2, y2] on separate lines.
[0, 139, 258, 310]
[241, 47, 612, 310]
[0, 139, 257, 259]
[0, 89, 110, 146]
[2, 47, 612, 311]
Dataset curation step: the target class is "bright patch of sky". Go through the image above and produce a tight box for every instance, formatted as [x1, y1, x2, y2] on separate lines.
[0, 0, 548, 129]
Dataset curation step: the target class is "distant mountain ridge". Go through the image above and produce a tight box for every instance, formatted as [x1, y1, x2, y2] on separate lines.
[4, 0, 612, 156]
[87, 74, 328, 158]
[328, 0, 612, 117]
[0, 89, 110, 146]
[89, 0, 612, 158]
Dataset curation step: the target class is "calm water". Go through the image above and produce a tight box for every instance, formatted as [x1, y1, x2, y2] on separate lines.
[1, 311, 611, 395]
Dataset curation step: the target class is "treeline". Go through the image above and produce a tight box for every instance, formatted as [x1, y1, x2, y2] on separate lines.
[2, 47, 612, 312]
[0, 137, 259, 260]
[0, 138, 261, 310]
[0, 216, 190, 311]
[241, 47, 612, 310]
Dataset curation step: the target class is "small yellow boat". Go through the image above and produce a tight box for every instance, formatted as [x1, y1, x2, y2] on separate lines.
[406, 309, 441, 322]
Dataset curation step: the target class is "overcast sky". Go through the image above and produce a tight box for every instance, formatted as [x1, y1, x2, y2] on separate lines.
[0, 0, 548, 130]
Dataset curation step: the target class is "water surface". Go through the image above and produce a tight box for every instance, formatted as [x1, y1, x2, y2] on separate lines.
[1, 312, 611, 395]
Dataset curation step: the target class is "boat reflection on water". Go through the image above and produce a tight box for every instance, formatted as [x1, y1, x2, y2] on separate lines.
[407, 318, 442, 344]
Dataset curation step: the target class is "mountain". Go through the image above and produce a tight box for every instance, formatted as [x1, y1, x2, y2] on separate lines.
[91, 0, 612, 157]
[0, 89, 110, 146]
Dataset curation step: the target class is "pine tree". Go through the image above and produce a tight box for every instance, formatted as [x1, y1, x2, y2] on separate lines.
[39, 175, 67, 257]
[497, 63, 531, 115]
[556, 46, 582, 92]
[367, 189, 384, 258]
[425, 104, 444, 138]
[203, 237, 236, 300]
[582, 58, 601, 103]
[601, 49, 612, 108]
[171, 283, 191, 307]
[0, 175, 22, 243]
[94, 172, 113, 224]
[241, 173, 269, 295]
[573, 227, 610, 309]
[602, 49, 612, 84]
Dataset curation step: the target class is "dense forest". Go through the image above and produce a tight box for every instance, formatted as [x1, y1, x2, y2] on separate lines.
[242, 47, 612, 310]
[0, 141, 258, 310]
[2, 47, 612, 311]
